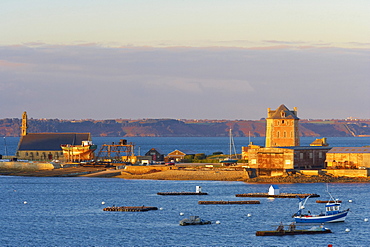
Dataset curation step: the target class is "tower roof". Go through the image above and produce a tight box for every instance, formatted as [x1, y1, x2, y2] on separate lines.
[267, 104, 299, 120]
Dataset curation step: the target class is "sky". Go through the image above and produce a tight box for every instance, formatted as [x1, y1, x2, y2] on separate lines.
[0, 0, 369, 120]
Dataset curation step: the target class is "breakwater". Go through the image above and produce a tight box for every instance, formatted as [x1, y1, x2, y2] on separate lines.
[198, 200, 260, 204]
[235, 193, 320, 198]
[103, 206, 158, 212]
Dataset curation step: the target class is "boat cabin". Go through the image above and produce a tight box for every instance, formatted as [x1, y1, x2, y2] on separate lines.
[325, 203, 341, 215]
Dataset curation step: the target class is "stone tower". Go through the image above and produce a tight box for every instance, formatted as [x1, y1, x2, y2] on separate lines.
[265, 104, 299, 147]
[21, 111, 28, 136]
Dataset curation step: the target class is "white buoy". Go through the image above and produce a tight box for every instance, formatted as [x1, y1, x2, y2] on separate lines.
[23, 201, 27, 204]
[247, 213, 252, 217]
[101, 201, 105, 205]
[348, 200, 353, 203]
[215, 220, 221, 224]
[345, 228, 350, 232]
[159, 207, 163, 210]
[364, 218, 369, 222]
[179, 212, 184, 216]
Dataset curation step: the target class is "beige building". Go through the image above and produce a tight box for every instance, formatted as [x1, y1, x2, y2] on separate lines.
[245, 105, 330, 175]
[16, 133, 92, 161]
[326, 147, 370, 169]
[247, 145, 331, 176]
[166, 149, 196, 162]
[16, 111, 93, 162]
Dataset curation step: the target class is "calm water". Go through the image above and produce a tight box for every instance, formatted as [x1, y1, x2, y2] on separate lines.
[0, 177, 369, 246]
[2, 136, 370, 157]
[1, 137, 370, 246]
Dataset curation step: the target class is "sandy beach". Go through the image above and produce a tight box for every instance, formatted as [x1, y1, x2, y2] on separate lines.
[1, 165, 370, 183]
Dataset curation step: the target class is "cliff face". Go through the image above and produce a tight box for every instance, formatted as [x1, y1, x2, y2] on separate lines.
[0, 118, 369, 137]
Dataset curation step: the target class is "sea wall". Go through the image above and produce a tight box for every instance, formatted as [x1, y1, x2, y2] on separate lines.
[323, 169, 369, 178]
[0, 161, 55, 171]
[299, 170, 320, 176]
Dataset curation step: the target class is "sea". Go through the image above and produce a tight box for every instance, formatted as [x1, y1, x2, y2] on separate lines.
[1, 137, 370, 246]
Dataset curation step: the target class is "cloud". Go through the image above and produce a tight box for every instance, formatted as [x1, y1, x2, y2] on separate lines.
[0, 60, 26, 68]
[0, 44, 369, 120]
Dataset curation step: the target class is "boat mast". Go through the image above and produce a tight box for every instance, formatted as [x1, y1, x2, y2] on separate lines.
[229, 129, 232, 159]
[229, 129, 237, 159]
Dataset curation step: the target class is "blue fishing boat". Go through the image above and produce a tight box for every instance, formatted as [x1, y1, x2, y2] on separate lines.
[293, 188, 349, 223]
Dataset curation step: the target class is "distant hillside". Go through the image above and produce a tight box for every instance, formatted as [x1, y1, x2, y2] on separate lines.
[0, 118, 369, 137]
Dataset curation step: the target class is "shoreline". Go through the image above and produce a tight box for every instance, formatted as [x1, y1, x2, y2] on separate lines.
[1, 166, 370, 183]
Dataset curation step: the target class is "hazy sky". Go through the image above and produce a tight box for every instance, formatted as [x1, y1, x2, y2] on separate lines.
[1, 1, 369, 120]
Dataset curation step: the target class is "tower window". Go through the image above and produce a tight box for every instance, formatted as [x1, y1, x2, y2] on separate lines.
[282, 120, 285, 124]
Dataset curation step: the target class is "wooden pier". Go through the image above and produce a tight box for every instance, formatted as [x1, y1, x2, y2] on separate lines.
[316, 200, 341, 203]
[198, 200, 260, 205]
[157, 192, 208, 195]
[235, 193, 319, 198]
[103, 206, 158, 212]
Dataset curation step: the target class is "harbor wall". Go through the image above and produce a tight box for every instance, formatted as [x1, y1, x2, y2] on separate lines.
[323, 169, 369, 177]
[0, 162, 55, 171]
[298, 170, 320, 176]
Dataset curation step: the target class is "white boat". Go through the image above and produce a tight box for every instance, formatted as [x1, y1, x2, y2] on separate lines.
[293, 190, 349, 223]
[220, 129, 238, 164]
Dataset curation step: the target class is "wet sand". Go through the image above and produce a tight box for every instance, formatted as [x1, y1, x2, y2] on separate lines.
[116, 169, 246, 181]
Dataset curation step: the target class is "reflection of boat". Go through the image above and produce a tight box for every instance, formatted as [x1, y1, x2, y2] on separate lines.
[256, 223, 332, 236]
[179, 216, 211, 226]
[220, 129, 238, 164]
[293, 191, 349, 223]
[61, 140, 97, 161]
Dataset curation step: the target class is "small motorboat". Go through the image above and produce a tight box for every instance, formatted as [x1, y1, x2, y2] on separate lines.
[256, 222, 332, 236]
[293, 191, 349, 223]
[179, 216, 211, 226]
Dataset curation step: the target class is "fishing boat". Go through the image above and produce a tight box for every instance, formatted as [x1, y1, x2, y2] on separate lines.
[256, 222, 332, 236]
[220, 129, 238, 164]
[179, 216, 211, 226]
[293, 191, 349, 223]
[61, 140, 97, 162]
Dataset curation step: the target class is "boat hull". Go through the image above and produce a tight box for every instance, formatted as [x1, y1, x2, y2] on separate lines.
[61, 144, 97, 161]
[294, 210, 349, 223]
[256, 229, 332, 236]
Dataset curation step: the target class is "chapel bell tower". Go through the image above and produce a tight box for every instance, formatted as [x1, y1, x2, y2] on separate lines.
[21, 111, 28, 136]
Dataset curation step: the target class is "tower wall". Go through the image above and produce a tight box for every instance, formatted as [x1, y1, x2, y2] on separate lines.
[265, 105, 300, 147]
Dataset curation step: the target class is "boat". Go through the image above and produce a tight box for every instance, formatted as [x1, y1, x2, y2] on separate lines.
[293, 191, 349, 223]
[220, 129, 238, 164]
[179, 216, 211, 226]
[256, 222, 332, 236]
[61, 140, 97, 162]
